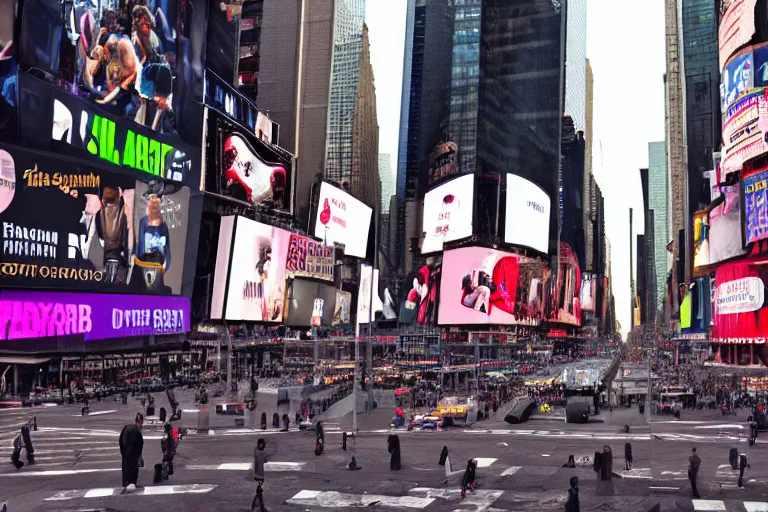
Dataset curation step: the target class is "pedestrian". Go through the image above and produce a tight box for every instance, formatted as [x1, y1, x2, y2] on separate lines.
[738, 453, 749, 487]
[460, 458, 478, 499]
[688, 447, 701, 499]
[388, 434, 402, 471]
[253, 438, 267, 482]
[119, 423, 144, 489]
[624, 443, 633, 471]
[314, 421, 325, 456]
[563, 455, 576, 468]
[160, 423, 176, 480]
[565, 476, 580, 512]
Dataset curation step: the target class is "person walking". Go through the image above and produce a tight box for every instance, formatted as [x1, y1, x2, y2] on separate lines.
[624, 443, 633, 471]
[565, 476, 580, 512]
[688, 447, 701, 499]
[119, 423, 144, 489]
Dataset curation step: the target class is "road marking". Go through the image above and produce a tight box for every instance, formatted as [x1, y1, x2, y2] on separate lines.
[45, 484, 218, 501]
[474, 458, 497, 468]
[70, 410, 117, 417]
[185, 462, 305, 472]
[288, 490, 434, 509]
[744, 502, 768, 512]
[408, 487, 504, 511]
[0, 468, 121, 477]
[615, 468, 651, 479]
[693, 424, 744, 430]
[501, 466, 522, 476]
[692, 500, 726, 511]
[649, 486, 680, 491]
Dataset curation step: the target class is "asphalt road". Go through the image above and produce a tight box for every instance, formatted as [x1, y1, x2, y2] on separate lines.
[0, 394, 767, 511]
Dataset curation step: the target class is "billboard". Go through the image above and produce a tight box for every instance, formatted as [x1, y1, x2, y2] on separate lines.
[719, 0, 758, 70]
[504, 174, 551, 254]
[356, 264, 383, 325]
[421, 174, 474, 254]
[314, 182, 372, 259]
[693, 211, 711, 268]
[332, 290, 352, 326]
[754, 44, 768, 87]
[580, 273, 597, 312]
[437, 247, 545, 326]
[208, 111, 291, 210]
[547, 242, 582, 326]
[720, 50, 753, 113]
[400, 265, 441, 326]
[722, 89, 768, 177]
[743, 166, 768, 244]
[428, 142, 459, 186]
[709, 187, 747, 264]
[285, 233, 334, 281]
[209, 216, 290, 322]
[0, 144, 189, 295]
[284, 279, 337, 328]
[0, 290, 189, 341]
[713, 259, 768, 343]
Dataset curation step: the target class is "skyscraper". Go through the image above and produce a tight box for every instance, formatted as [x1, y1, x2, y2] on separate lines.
[565, 0, 587, 132]
[350, 23, 380, 211]
[681, 0, 720, 274]
[379, 153, 395, 212]
[648, 141, 669, 313]
[584, 59, 596, 271]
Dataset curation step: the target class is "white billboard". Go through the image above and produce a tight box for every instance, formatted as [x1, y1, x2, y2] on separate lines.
[504, 174, 551, 254]
[314, 182, 372, 259]
[421, 174, 474, 254]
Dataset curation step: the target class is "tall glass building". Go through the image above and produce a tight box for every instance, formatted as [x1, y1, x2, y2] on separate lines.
[649, 141, 669, 313]
[325, 0, 367, 185]
[565, 0, 587, 132]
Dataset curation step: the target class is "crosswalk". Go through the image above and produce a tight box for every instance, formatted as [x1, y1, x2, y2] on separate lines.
[691, 500, 768, 511]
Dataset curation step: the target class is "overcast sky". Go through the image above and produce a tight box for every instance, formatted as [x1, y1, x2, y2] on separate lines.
[367, 0, 663, 340]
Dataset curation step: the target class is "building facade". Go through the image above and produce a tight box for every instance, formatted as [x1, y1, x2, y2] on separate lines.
[565, 0, 588, 132]
[648, 141, 669, 314]
[379, 153, 395, 213]
[584, 59, 596, 271]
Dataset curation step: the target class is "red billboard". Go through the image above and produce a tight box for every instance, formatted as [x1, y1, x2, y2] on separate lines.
[712, 255, 768, 344]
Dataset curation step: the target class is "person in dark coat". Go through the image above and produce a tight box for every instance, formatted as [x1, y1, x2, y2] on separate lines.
[624, 443, 633, 471]
[563, 455, 576, 468]
[565, 476, 580, 512]
[119, 424, 144, 488]
[160, 423, 176, 479]
[387, 434, 401, 471]
[314, 422, 325, 456]
[461, 458, 478, 498]
[253, 438, 267, 482]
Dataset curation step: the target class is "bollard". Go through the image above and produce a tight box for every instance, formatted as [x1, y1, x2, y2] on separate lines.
[32, 416, 37, 431]
[342, 431, 347, 451]
[272, 413, 279, 428]
[159, 407, 167, 423]
[260, 412, 267, 430]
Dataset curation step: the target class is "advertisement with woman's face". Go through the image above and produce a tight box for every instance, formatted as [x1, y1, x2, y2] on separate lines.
[438, 247, 544, 326]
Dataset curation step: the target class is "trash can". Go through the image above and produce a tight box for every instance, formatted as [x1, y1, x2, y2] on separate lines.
[197, 407, 210, 431]
[639, 403, 645, 415]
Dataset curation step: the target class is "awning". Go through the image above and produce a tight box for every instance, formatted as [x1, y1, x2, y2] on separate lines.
[0, 357, 51, 365]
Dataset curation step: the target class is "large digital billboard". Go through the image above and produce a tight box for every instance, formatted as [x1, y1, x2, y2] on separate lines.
[744, 165, 768, 244]
[580, 273, 597, 312]
[0, 290, 189, 341]
[421, 174, 474, 254]
[207, 111, 291, 211]
[719, 0, 758, 70]
[0, 144, 189, 295]
[713, 259, 768, 344]
[709, 187, 747, 264]
[720, 50, 753, 113]
[284, 279, 337, 328]
[210, 216, 290, 322]
[438, 247, 544, 326]
[721, 89, 768, 177]
[504, 174, 551, 254]
[546, 242, 581, 326]
[314, 182, 372, 259]
[285, 233, 334, 281]
[427, 142, 459, 186]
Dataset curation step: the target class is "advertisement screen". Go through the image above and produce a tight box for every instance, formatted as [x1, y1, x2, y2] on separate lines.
[719, 0, 758, 70]
[209, 216, 290, 322]
[546, 242, 581, 326]
[713, 258, 768, 343]
[333, 290, 352, 326]
[709, 187, 747, 264]
[722, 89, 768, 177]
[504, 174, 551, 254]
[0, 289, 189, 341]
[209, 112, 291, 210]
[693, 211, 711, 268]
[437, 247, 545, 326]
[284, 279, 337, 328]
[55, 0, 197, 140]
[0, 144, 189, 295]
[421, 174, 474, 254]
[285, 233, 334, 281]
[744, 166, 768, 244]
[580, 273, 597, 312]
[400, 265, 441, 326]
[356, 264, 383, 324]
[720, 50, 754, 113]
[428, 142, 459, 186]
[314, 182, 372, 259]
[754, 44, 768, 87]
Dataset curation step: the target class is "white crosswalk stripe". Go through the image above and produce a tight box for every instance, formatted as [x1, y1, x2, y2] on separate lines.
[288, 490, 434, 509]
[687, 500, 768, 512]
[45, 484, 218, 501]
[692, 499, 726, 511]
[185, 461, 305, 472]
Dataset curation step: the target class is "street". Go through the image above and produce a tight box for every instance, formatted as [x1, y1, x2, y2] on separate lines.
[1, 393, 767, 512]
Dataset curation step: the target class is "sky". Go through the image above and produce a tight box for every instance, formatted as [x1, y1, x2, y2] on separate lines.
[366, 0, 408, 174]
[587, 0, 666, 339]
[366, 0, 665, 340]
